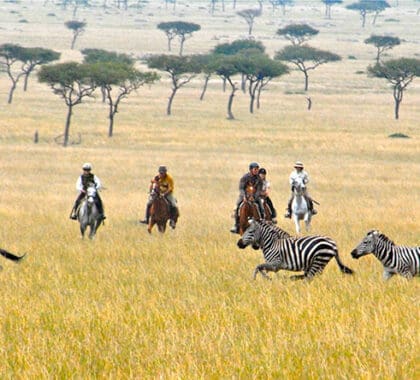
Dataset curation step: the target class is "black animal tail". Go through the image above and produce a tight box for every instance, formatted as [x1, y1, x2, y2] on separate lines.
[335, 252, 354, 275]
[0, 248, 26, 262]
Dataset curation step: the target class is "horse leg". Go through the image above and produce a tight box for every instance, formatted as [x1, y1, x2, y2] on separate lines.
[305, 214, 311, 232]
[293, 215, 301, 234]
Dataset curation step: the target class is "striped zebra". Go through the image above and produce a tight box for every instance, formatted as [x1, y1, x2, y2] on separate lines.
[351, 230, 420, 280]
[237, 219, 353, 280]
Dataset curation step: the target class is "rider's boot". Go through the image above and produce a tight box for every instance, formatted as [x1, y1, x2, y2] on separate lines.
[169, 206, 178, 229]
[284, 205, 292, 219]
[308, 198, 317, 215]
[230, 207, 239, 233]
[70, 202, 79, 220]
[140, 206, 150, 224]
[271, 209, 278, 224]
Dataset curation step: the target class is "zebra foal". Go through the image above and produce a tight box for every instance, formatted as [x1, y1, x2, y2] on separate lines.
[237, 220, 353, 281]
[351, 230, 420, 280]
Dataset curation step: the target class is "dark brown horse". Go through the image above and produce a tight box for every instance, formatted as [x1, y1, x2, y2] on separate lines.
[147, 189, 178, 233]
[238, 184, 272, 235]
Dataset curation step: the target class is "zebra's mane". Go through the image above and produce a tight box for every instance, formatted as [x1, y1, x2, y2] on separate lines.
[368, 230, 395, 246]
[258, 220, 292, 239]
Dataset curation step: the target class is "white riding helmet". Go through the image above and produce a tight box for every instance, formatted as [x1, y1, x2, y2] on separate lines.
[82, 162, 92, 171]
[294, 161, 304, 169]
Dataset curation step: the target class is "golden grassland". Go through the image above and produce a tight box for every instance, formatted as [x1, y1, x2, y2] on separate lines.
[0, 1, 419, 378]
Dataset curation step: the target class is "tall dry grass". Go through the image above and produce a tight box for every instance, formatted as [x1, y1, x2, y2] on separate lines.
[0, 1, 418, 378]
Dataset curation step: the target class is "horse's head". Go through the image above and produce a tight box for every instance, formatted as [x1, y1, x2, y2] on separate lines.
[86, 184, 97, 204]
[245, 183, 256, 201]
[292, 178, 306, 195]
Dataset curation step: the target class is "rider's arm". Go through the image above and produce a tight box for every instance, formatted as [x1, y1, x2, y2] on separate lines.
[76, 176, 84, 192]
[165, 175, 174, 195]
[94, 175, 102, 191]
[238, 175, 247, 197]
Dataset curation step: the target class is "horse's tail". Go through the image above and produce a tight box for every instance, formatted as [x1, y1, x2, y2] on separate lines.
[0, 248, 26, 262]
[334, 250, 354, 275]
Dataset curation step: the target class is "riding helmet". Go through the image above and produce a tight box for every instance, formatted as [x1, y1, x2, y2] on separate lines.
[158, 165, 167, 173]
[82, 162, 92, 171]
[249, 162, 259, 170]
[258, 168, 267, 175]
[294, 161, 304, 169]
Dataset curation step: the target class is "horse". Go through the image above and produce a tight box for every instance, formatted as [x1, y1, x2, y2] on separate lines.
[0, 248, 26, 270]
[78, 184, 103, 239]
[290, 177, 311, 234]
[238, 184, 271, 235]
[147, 189, 178, 233]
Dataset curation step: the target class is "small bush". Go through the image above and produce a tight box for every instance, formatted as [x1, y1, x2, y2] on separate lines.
[389, 133, 409, 139]
[348, 55, 357, 60]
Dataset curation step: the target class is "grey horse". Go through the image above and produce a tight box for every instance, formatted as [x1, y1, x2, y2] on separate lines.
[78, 185, 103, 239]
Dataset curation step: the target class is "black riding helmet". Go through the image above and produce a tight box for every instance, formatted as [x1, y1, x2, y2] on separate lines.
[249, 162, 259, 170]
[258, 168, 266, 175]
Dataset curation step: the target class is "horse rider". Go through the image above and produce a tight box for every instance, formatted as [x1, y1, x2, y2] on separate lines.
[70, 162, 106, 220]
[258, 167, 277, 223]
[230, 162, 265, 234]
[284, 161, 317, 218]
[140, 165, 179, 228]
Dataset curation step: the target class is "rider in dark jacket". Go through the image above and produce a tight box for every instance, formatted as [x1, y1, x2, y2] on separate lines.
[230, 162, 264, 234]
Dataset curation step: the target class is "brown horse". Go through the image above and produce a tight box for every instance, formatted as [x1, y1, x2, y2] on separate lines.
[147, 190, 178, 233]
[238, 184, 272, 235]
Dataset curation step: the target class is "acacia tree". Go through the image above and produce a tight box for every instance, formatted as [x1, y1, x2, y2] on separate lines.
[235, 52, 289, 113]
[210, 54, 241, 120]
[89, 62, 159, 137]
[276, 24, 319, 45]
[237, 8, 261, 36]
[157, 21, 201, 56]
[275, 45, 341, 91]
[146, 54, 201, 115]
[368, 58, 420, 119]
[321, 0, 343, 19]
[21, 47, 61, 91]
[38, 62, 96, 147]
[364, 35, 401, 64]
[65, 20, 87, 49]
[346, 0, 390, 27]
[268, 0, 294, 15]
[0, 44, 28, 103]
[213, 39, 266, 92]
[82, 48, 134, 102]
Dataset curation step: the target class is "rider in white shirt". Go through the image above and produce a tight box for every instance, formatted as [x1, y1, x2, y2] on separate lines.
[284, 161, 317, 218]
[70, 162, 105, 220]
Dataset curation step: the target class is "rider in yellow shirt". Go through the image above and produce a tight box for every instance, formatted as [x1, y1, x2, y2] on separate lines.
[140, 165, 178, 228]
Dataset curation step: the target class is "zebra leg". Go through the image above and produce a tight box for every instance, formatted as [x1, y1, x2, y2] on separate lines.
[383, 270, 396, 281]
[290, 274, 306, 281]
[304, 257, 330, 279]
[253, 262, 283, 280]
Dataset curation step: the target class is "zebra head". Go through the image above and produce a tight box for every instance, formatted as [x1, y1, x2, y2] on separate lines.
[351, 230, 379, 259]
[237, 219, 261, 250]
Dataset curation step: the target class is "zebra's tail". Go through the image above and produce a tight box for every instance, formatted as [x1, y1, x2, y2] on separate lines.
[334, 252, 354, 275]
[0, 248, 26, 262]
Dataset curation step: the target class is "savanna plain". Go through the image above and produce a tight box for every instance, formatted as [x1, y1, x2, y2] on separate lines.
[0, 0, 419, 378]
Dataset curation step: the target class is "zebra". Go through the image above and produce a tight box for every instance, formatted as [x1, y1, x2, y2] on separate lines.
[351, 230, 420, 280]
[237, 219, 354, 280]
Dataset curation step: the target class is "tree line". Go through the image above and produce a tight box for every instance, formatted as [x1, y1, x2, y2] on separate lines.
[0, 16, 418, 146]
